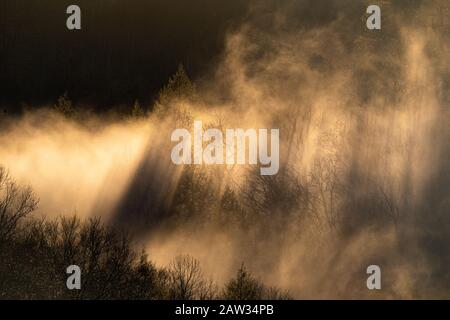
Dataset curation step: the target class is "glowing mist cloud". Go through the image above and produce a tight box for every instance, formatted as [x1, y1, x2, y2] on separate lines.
[1, 0, 449, 299]
[0, 112, 151, 219]
[171, 120, 280, 175]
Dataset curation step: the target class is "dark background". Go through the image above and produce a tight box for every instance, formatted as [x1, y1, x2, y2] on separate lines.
[0, 0, 429, 113]
[0, 0, 249, 111]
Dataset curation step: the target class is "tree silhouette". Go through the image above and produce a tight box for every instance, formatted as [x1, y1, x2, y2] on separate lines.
[0, 167, 38, 243]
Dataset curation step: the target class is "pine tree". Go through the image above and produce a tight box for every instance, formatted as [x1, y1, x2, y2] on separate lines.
[53, 92, 75, 118]
[223, 264, 264, 300]
[130, 100, 145, 118]
[154, 64, 199, 118]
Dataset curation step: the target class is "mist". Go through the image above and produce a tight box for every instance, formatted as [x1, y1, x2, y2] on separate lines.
[1, 0, 449, 298]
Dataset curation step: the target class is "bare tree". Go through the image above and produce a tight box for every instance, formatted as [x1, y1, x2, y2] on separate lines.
[167, 255, 216, 299]
[0, 167, 38, 242]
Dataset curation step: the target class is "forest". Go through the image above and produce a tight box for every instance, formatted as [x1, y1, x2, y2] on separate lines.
[0, 0, 450, 299]
[0, 165, 289, 299]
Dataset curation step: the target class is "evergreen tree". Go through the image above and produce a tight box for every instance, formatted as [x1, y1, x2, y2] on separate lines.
[53, 92, 75, 118]
[154, 64, 199, 118]
[130, 100, 145, 119]
[223, 264, 264, 300]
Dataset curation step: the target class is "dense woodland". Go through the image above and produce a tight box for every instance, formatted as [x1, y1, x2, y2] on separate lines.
[1, 1, 450, 299]
[0, 67, 293, 299]
[0, 167, 292, 300]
